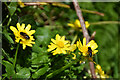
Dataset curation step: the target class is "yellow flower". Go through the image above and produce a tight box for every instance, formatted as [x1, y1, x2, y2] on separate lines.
[18, 0, 25, 8]
[79, 60, 85, 64]
[68, 19, 90, 31]
[48, 34, 70, 55]
[96, 64, 109, 78]
[96, 64, 102, 70]
[72, 53, 76, 60]
[77, 37, 98, 57]
[10, 23, 35, 49]
[69, 44, 76, 52]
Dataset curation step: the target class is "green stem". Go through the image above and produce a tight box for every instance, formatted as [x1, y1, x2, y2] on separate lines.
[90, 21, 120, 25]
[13, 44, 20, 68]
[95, 55, 98, 64]
[4, 2, 11, 27]
[81, 9, 104, 16]
[46, 59, 79, 79]
[71, 34, 77, 45]
[7, 17, 11, 27]
[2, 76, 6, 80]
[2, 48, 9, 59]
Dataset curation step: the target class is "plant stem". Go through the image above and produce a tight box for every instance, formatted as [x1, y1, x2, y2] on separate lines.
[7, 17, 11, 27]
[46, 59, 79, 78]
[73, 0, 97, 78]
[71, 34, 77, 45]
[81, 9, 104, 16]
[95, 55, 98, 64]
[90, 21, 120, 25]
[24, 2, 104, 16]
[73, 0, 90, 42]
[13, 44, 19, 68]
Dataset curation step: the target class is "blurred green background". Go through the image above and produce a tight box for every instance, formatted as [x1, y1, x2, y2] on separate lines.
[2, 2, 119, 79]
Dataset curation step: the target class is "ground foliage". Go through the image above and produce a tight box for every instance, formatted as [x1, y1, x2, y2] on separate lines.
[1, 2, 119, 79]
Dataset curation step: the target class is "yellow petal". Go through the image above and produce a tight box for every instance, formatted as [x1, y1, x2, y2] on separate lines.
[79, 61, 82, 64]
[76, 41, 79, 47]
[10, 26, 18, 34]
[96, 64, 102, 70]
[18, 0, 25, 7]
[75, 19, 81, 27]
[64, 40, 70, 44]
[78, 52, 81, 55]
[56, 34, 60, 41]
[53, 52, 57, 55]
[23, 44, 26, 49]
[61, 36, 65, 41]
[64, 44, 70, 47]
[67, 23, 75, 27]
[56, 48, 61, 53]
[93, 50, 98, 54]
[77, 39, 82, 47]
[17, 23, 21, 31]
[30, 42, 35, 44]
[61, 49, 66, 54]
[48, 43, 57, 52]
[51, 38, 56, 44]
[87, 40, 98, 50]
[28, 30, 35, 35]
[82, 52, 87, 56]
[25, 24, 31, 31]
[51, 49, 58, 54]
[83, 37, 86, 46]
[21, 23, 25, 31]
[80, 46, 88, 53]
[72, 53, 76, 59]
[15, 37, 20, 43]
[85, 21, 90, 28]
[69, 44, 76, 52]
[30, 36, 35, 40]
[27, 44, 32, 47]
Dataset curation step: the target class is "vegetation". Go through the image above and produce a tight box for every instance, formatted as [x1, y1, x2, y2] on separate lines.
[1, 2, 119, 79]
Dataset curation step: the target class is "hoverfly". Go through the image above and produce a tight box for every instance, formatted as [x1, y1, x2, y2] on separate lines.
[88, 47, 92, 57]
[20, 32, 30, 40]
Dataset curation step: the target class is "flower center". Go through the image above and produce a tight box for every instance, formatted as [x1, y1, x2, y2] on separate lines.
[20, 32, 30, 40]
[82, 46, 88, 53]
[57, 41, 64, 48]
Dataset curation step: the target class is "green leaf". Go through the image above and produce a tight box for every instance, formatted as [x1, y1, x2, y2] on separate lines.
[32, 65, 49, 79]
[2, 60, 15, 78]
[46, 59, 79, 78]
[16, 64, 23, 73]
[32, 44, 47, 54]
[3, 29, 14, 44]
[13, 68, 30, 79]
[2, 48, 14, 63]
[7, 2, 17, 16]
[18, 15, 37, 29]
[34, 27, 51, 46]
[29, 67, 38, 72]
[31, 52, 49, 67]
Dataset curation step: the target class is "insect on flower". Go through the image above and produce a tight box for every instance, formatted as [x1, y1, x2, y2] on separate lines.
[20, 32, 30, 40]
[10, 23, 35, 49]
[77, 37, 98, 57]
[88, 47, 92, 57]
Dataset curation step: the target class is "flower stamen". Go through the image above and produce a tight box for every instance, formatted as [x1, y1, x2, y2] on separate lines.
[57, 41, 64, 48]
